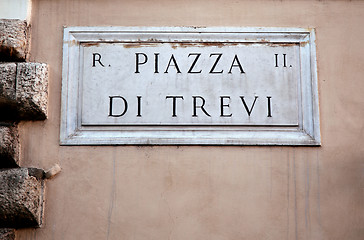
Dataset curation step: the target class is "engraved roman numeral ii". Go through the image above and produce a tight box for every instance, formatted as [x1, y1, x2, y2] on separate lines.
[274, 53, 292, 68]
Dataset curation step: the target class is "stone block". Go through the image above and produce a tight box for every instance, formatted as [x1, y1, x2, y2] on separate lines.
[0, 168, 45, 228]
[0, 63, 16, 101]
[0, 228, 15, 240]
[0, 124, 19, 168]
[0, 19, 29, 61]
[0, 62, 49, 120]
[16, 62, 49, 120]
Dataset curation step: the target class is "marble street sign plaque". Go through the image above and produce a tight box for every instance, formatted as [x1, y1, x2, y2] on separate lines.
[61, 27, 320, 145]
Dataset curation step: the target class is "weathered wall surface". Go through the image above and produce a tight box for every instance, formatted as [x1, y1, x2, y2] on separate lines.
[16, 0, 364, 239]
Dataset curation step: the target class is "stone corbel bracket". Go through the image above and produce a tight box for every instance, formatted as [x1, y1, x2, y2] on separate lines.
[0, 62, 49, 120]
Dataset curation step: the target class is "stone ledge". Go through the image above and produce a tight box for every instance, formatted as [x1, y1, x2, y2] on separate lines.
[0, 228, 15, 240]
[0, 168, 45, 228]
[0, 19, 29, 61]
[0, 124, 19, 168]
[0, 62, 49, 120]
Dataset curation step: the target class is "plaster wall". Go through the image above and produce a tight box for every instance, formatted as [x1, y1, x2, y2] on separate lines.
[16, 0, 364, 239]
[0, 0, 31, 21]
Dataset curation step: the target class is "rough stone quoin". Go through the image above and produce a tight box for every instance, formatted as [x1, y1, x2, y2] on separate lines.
[0, 62, 49, 120]
[0, 168, 45, 228]
[0, 124, 19, 168]
[0, 19, 29, 61]
[0, 63, 16, 101]
[0, 228, 15, 240]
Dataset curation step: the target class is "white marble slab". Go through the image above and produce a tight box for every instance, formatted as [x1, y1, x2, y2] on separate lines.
[61, 27, 320, 145]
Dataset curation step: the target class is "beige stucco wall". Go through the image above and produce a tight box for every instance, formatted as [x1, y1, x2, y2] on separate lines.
[16, 0, 364, 239]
